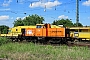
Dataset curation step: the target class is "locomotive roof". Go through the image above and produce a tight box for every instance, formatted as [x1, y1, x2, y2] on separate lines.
[70, 27, 90, 29]
[36, 24, 45, 25]
[12, 26, 36, 28]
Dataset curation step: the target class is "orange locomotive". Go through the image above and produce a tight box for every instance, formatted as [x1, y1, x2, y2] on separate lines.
[20, 23, 70, 44]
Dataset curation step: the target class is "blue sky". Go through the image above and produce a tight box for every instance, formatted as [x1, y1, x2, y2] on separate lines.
[0, 0, 90, 27]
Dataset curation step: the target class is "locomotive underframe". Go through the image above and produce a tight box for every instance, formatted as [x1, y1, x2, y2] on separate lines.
[8, 35, 71, 44]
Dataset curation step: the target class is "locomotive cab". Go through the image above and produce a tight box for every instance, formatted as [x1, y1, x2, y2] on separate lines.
[36, 24, 51, 28]
[36, 24, 45, 28]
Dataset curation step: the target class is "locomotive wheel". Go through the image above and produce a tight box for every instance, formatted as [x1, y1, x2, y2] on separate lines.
[74, 39, 79, 44]
[12, 38, 18, 42]
[74, 39, 79, 42]
[15, 38, 18, 42]
[27, 38, 37, 43]
[32, 39, 37, 43]
[48, 39, 61, 44]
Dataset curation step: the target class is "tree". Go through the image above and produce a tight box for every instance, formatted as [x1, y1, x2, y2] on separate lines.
[73, 23, 83, 27]
[0, 25, 9, 34]
[52, 19, 74, 27]
[13, 18, 24, 27]
[52, 20, 56, 25]
[13, 14, 44, 27]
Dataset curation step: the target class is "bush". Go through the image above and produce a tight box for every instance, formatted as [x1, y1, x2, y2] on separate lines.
[0, 37, 9, 45]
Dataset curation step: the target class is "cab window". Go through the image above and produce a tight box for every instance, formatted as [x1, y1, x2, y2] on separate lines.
[16, 29, 18, 31]
[36, 25, 42, 28]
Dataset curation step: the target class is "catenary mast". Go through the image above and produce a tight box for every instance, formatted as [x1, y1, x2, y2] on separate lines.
[76, 0, 80, 27]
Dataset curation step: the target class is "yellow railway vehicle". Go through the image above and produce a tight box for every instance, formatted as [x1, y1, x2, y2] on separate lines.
[0, 26, 36, 37]
[70, 27, 90, 41]
[9, 26, 36, 34]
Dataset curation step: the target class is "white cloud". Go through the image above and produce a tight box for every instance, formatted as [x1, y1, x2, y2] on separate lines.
[58, 15, 68, 19]
[82, 0, 90, 6]
[2, 3, 9, 7]
[0, 15, 9, 20]
[16, 17, 21, 20]
[16, 16, 27, 20]
[0, 8, 10, 11]
[29, 0, 62, 9]
[22, 16, 26, 19]
[2, 0, 12, 7]
[8, 0, 12, 3]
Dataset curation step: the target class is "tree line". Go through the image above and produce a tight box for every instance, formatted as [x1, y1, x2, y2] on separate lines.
[0, 14, 83, 34]
[0, 25, 9, 34]
[13, 14, 44, 27]
[52, 19, 83, 27]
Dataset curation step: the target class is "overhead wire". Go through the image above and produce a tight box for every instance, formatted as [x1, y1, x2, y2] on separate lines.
[0, 0, 77, 11]
[0, 0, 89, 15]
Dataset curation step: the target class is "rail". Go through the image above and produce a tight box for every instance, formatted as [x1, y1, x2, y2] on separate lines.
[0, 32, 22, 37]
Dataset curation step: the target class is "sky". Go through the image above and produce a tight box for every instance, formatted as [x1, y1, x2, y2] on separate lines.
[0, 0, 90, 27]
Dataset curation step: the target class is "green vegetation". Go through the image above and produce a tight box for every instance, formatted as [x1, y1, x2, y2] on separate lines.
[0, 42, 90, 60]
[52, 19, 83, 27]
[0, 37, 10, 45]
[13, 14, 44, 27]
[13, 14, 83, 27]
[0, 25, 9, 34]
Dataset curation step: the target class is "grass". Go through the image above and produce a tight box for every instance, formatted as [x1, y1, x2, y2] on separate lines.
[0, 42, 90, 60]
[0, 37, 10, 45]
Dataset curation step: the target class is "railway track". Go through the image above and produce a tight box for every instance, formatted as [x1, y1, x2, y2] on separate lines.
[67, 41, 90, 47]
[13, 40, 90, 48]
[35, 41, 90, 47]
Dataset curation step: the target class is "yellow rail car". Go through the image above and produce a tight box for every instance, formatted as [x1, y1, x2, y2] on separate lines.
[0, 26, 36, 37]
[70, 27, 90, 41]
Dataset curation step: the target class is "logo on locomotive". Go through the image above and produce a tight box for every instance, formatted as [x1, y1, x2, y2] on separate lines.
[27, 30, 32, 34]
